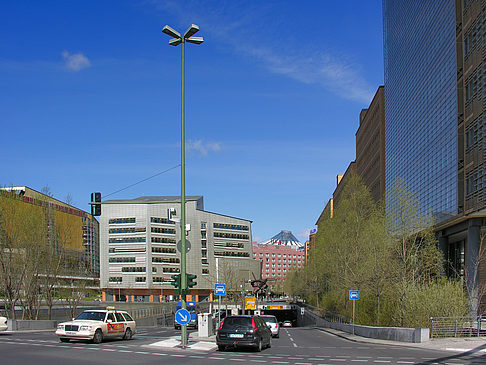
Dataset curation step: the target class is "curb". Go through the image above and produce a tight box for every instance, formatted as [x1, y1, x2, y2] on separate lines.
[316, 326, 486, 354]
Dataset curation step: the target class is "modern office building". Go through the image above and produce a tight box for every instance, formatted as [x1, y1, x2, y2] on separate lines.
[99, 196, 259, 302]
[252, 231, 305, 283]
[383, 0, 486, 310]
[356, 86, 385, 203]
[0, 186, 100, 282]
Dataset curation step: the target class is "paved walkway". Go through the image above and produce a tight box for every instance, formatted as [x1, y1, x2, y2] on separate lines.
[317, 327, 486, 354]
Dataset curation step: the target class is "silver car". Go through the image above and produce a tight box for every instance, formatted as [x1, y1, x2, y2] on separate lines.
[260, 315, 279, 338]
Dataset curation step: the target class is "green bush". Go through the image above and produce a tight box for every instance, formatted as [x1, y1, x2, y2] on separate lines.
[401, 279, 468, 328]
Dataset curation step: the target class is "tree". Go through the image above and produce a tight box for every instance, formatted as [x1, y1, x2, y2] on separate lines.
[302, 176, 465, 327]
[386, 180, 445, 326]
[0, 191, 45, 319]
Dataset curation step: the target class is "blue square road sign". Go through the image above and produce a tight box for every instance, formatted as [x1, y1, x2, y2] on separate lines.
[215, 283, 226, 296]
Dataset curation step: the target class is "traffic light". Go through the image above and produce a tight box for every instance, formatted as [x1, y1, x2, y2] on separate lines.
[170, 274, 181, 288]
[186, 273, 197, 288]
[90, 192, 101, 216]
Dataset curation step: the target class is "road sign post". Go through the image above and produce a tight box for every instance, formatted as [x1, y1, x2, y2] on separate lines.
[175, 308, 190, 348]
[349, 290, 359, 335]
[215, 284, 226, 329]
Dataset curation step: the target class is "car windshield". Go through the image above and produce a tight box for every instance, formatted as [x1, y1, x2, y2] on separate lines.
[76, 311, 106, 321]
[261, 316, 277, 323]
[222, 317, 252, 329]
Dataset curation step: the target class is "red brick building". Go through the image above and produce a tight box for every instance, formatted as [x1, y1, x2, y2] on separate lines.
[252, 231, 305, 283]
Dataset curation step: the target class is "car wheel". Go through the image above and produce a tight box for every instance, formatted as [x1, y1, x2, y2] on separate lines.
[255, 338, 262, 352]
[275, 334, 279, 338]
[217, 345, 225, 351]
[60, 338, 70, 343]
[123, 328, 132, 340]
[92, 329, 103, 344]
[267, 339, 272, 348]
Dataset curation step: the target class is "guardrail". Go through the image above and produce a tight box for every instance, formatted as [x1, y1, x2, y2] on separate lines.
[430, 316, 486, 338]
[300, 304, 429, 343]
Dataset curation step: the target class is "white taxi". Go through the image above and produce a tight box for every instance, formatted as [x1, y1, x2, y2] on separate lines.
[55, 308, 136, 344]
[0, 316, 7, 332]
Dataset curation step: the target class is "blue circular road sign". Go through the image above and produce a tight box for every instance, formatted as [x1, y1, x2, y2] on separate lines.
[175, 308, 191, 325]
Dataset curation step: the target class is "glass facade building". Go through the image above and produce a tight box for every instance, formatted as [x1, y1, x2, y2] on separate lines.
[383, 0, 458, 223]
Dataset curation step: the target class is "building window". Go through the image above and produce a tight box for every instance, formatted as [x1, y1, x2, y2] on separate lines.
[109, 227, 146, 234]
[150, 217, 175, 225]
[109, 277, 122, 282]
[151, 237, 176, 244]
[214, 251, 250, 258]
[202, 268, 209, 275]
[213, 223, 249, 231]
[152, 257, 180, 264]
[162, 267, 180, 273]
[135, 277, 146, 282]
[109, 257, 136, 263]
[214, 242, 244, 248]
[109, 247, 146, 253]
[201, 222, 207, 229]
[214, 232, 249, 240]
[152, 247, 176, 254]
[109, 237, 146, 244]
[122, 267, 146, 273]
[151, 227, 176, 234]
[109, 218, 135, 224]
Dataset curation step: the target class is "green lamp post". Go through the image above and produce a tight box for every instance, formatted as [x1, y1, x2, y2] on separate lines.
[162, 24, 203, 348]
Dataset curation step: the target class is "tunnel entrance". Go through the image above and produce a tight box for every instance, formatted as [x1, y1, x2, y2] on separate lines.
[258, 303, 298, 326]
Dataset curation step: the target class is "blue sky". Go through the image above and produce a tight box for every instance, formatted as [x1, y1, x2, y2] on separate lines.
[0, 0, 384, 243]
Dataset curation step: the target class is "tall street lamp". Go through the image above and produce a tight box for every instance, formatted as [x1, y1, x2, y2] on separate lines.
[162, 24, 203, 348]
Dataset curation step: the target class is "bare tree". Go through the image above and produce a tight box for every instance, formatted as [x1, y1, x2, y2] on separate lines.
[0, 191, 39, 319]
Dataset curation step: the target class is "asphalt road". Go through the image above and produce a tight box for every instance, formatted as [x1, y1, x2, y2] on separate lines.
[0, 327, 485, 364]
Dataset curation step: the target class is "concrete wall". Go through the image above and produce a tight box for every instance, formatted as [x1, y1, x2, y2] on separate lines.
[299, 306, 429, 343]
[8, 319, 58, 331]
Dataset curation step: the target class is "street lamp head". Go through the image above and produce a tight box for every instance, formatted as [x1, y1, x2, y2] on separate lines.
[162, 25, 181, 39]
[184, 24, 200, 39]
[186, 36, 204, 45]
[169, 38, 183, 46]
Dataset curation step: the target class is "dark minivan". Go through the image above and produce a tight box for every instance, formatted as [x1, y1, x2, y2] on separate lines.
[216, 315, 272, 352]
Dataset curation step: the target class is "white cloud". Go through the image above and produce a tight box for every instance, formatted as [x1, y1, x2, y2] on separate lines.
[62, 51, 91, 71]
[296, 228, 313, 240]
[253, 236, 263, 243]
[186, 139, 222, 156]
[149, 0, 374, 105]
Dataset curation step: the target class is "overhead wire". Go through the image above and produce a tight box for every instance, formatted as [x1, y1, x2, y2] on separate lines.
[102, 164, 181, 200]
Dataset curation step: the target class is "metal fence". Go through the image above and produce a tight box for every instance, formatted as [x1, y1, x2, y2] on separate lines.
[430, 316, 486, 338]
[302, 303, 352, 325]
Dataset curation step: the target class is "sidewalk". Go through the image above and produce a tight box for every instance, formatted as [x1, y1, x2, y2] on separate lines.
[144, 332, 217, 351]
[318, 327, 486, 354]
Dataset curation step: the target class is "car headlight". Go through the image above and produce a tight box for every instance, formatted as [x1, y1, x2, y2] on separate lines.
[57, 324, 64, 330]
[79, 326, 92, 331]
